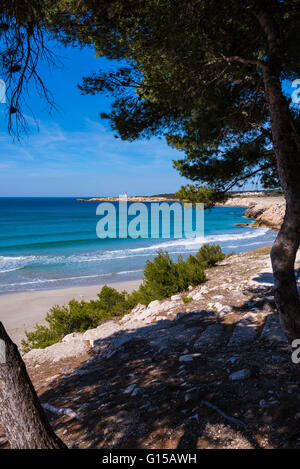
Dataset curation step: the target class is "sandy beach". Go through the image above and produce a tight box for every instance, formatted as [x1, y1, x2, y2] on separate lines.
[0, 279, 142, 347]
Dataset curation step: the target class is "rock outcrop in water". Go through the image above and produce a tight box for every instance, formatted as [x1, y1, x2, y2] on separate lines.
[243, 200, 285, 230]
[221, 196, 285, 230]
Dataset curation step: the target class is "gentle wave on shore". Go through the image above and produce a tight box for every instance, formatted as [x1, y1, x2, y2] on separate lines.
[0, 198, 276, 293]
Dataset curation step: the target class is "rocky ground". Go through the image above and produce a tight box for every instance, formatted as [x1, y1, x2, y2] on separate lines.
[1, 247, 300, 449]
[221, 196, 285, 230]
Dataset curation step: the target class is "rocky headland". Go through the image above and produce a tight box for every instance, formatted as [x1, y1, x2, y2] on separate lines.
[77, 195, 285, 230]
[76, 196, 179, 202]
[220, 196, 285, 230]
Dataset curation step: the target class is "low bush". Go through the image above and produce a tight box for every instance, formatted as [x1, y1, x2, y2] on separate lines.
[22, 286, 137, 353]
[182, 296, 193, 304]
[22, 244, 225, 352]
[134, 250, 206, 304]
[195, 243, 226, 267]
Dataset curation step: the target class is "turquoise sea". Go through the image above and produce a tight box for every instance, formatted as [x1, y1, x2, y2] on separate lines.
[0, 198, 277, 294]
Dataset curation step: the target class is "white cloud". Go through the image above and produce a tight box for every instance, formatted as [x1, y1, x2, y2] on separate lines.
[0, 117, 188, 196]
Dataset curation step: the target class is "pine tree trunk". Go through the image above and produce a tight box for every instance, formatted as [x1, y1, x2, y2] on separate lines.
[254, 4, 300, 341]
[271, 212, 300, 341]
[262, 65, 300, 342]
[263, 65, 300, 342]
[0, 322, 67, 449]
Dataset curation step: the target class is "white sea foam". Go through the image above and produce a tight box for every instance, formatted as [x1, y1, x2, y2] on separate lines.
[0, 269, 144, 288]
[0, 267, 22, 274]
[0, 228, 272, 271]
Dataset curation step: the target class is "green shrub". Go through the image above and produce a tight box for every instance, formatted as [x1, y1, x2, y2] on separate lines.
[196, 243, 226, 267]
[22, 245, 225, 352]
[135, 250, 180, 303]
[177, 254, 206, 289]
[21, 324, 63, 352]
[21, 285, 138, 353]
[134, 250, 206, 304]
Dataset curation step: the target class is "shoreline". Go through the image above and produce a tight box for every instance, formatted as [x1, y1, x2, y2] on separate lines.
[76, 196, 179, 202]
[0, 198, 282, 347]
[0, 273, 144, 297]
[0, 278, 142, 347]
[217, 196, 285, 230]
[77, 194, 285, 230]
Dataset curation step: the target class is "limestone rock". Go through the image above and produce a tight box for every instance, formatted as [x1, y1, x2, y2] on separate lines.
[62, 332, 83, 343]
[261, 314, 288, 343]
[24, 338, 90, 363]
[194, 324, 224, 351]
[83, 321, 121, 347]
[230, 369, 251, 381]
[147, 300, 161, 310]
[149, 324, 202, 350]
[179, 353, 200, 362]
[171, 294, 181, 301]
[228, 317, 258, 347]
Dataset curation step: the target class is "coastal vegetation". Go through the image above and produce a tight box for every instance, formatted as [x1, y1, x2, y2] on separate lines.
[0, 0, 299, 451]
[1, 1, 299, 343]
[22, 244, 225, 352]
[2, 0, 299, 338]
[57, 0, 299, 342]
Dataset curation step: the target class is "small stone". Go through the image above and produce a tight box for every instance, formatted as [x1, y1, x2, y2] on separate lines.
[213, 302, 225, 312]
[217, 312, 226, 320]
[171, 294, 181, 301]
[220, 305, 233, 314]
[228, 357, 238, 364]
[242, 312, 259, 323]
[179, 354, 200, 362]
[261, 314, 288, 343]
[229, 369, 251, 381]
[147, 300, 161, 310]
[77, 402, 91, 413]
[124, 384, 136, 394]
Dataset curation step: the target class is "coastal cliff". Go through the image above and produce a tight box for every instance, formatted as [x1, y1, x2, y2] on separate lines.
[222, 196, 285, 230]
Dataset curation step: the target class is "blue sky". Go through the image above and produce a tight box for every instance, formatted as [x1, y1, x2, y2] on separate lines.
[0, 41, 298, 197]
[0, 41, 188, 197]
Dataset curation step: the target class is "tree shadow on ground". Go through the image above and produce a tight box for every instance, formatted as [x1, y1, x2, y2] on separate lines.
[38, 287, 300, 449]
